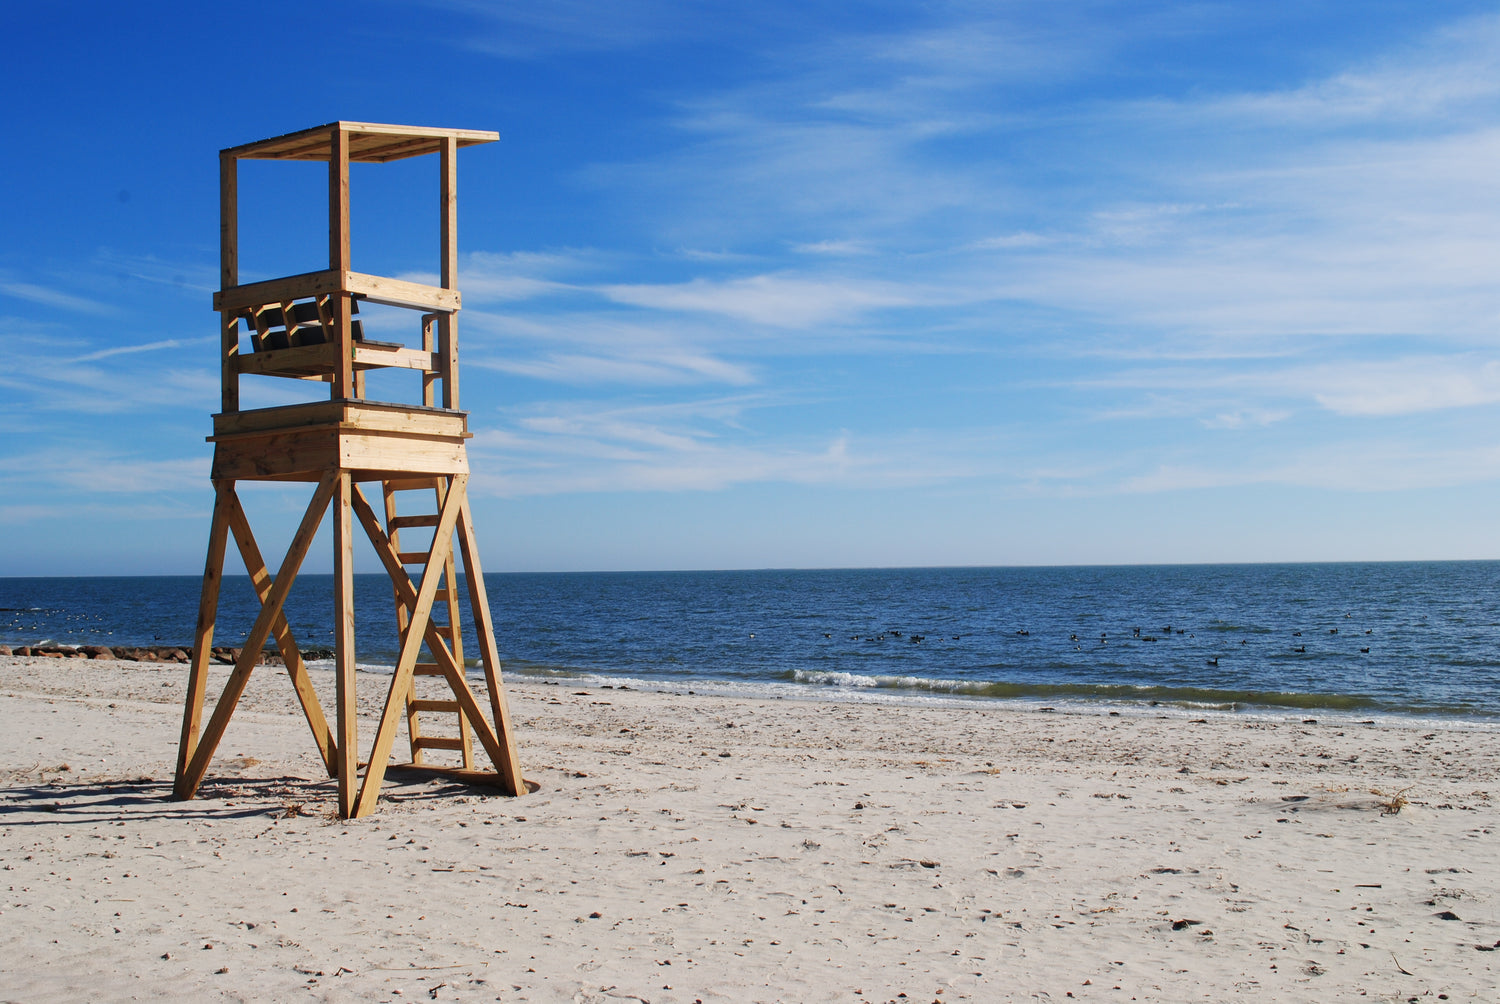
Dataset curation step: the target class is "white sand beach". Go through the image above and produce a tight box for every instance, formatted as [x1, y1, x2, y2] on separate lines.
[1, 653, 1497, 1002]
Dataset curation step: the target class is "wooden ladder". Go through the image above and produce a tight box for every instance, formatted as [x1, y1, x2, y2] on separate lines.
[383, 476, 474, 769]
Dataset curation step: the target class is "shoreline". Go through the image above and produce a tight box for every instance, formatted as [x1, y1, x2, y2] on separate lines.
[15, 640, 1499, 724]
[2, 653, 1498, 1000]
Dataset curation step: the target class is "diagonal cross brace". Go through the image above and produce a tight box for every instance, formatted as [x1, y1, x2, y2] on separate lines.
[222, 488, 338, 777]
[350, 482, 508, 764]
[175, 473, 338, 801]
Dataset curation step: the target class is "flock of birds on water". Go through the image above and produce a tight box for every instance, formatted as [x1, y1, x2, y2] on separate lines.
[808, 611, 1375, 665]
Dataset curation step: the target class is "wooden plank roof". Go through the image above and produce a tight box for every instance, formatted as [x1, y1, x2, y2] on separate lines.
[223, 122, 498, 163]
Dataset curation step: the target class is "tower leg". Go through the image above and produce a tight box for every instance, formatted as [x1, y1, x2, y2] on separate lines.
[175, 481, 233, 798]
[334, 472, 359, 818]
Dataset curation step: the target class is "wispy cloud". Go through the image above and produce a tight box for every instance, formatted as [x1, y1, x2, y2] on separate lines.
[65, 338, 204, 363]
[92, 250, 218, 294]
[600, 274, 913, 327]
[1191, 13, 1500, 127]
[792, 239, 874, 256]
[1070, 353, 1500, 420]
[466, 394, 983, 496]
[415, 0, 732, 57]
[0, 279, 115, 315]
[471, 350, 754, 386]
[0, 451, 207, 494]
[1119, 440, 1500, 496]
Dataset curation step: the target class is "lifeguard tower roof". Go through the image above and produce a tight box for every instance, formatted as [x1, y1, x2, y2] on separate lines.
[224, 121, 499, 163]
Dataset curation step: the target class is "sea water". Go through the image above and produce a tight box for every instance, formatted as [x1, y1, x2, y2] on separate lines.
[3, 562, 1499, 718]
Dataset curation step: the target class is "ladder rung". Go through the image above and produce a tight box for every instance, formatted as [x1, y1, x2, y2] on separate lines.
[412, 736, 467, 751]
[385, 477, 441, 493]
[389, 514, 441, 529]
[397, 551, 430, 565]
[413, 662, 445, 676]
[411, 698, 461, 713]
[430, 623, 457, 637]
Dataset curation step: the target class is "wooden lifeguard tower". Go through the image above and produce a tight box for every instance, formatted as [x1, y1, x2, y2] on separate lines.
[173, 122, 525, 819]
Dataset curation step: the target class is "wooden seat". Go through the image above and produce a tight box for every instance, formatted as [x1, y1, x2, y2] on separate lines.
[232, 295, 435, 382]
[243, 298, 387, 352]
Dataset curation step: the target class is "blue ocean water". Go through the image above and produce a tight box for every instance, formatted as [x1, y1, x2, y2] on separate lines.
[3, 562, 1499, 718]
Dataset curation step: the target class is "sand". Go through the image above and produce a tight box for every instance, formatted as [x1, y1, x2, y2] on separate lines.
[1, 653, 1497, 1002]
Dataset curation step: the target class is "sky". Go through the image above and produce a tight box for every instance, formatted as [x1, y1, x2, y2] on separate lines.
[2, 1, 1499, 574]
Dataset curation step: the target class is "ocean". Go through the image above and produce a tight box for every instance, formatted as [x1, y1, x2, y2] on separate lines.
[3, 562, 1499, 719]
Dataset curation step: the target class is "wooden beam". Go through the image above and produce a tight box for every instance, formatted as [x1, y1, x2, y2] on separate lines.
[421, 314, 438, 407]
[329, 127, 351, 273]
[457, 493, 526, 796]
[439, 314, 458, 411]
[220, 152, 240, 413]
[440, 135, 457, 290]
[220, 310, 240, 415]
[175, 482, 232, 797]
[210, 399, 468, 438]
[223, 121, 498, 164]
[215, 270, 340, 311]
[222, 490, 337, 777]
[176, 474, 337, 801]
[333, 471, 358, 817]
[345, 272, 460, 312]
[330, 125, 353, 400]
[351, 476, 467, 817]
[220, 152, 238, 291]
[214, 270, 460, 314]
[440, 134, 460, 411]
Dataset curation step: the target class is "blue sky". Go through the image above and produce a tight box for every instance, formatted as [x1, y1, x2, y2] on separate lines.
[3, 1, 1499, 574]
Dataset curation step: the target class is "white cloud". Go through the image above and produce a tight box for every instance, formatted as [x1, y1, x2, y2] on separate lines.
[1075, 353, 1500, 420]
[0, 451, 208, 493]
[0, 279, 114, 315]
[792, 239, 874, 256]
[471, 350, 754, 386]
[1194, 13, 1500, 127]
[92, 250, 218, 294]
[66, 338, 204, 363]
[968, 232, 1051, 250]
[600, 274, 912, 327]
[1303, 357, 1500, 417]
[1200, 408, 1291, 430]
[465, 394, 984, 497]
[1119, 440, 1500, 496]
